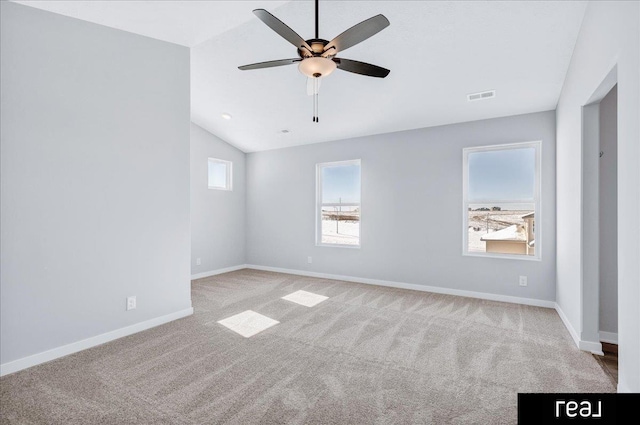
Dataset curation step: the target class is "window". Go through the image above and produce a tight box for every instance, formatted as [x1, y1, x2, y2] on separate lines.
[316, 160, 361, 247]
[463, 141, 540, 259]
[208, 158, 232, 191]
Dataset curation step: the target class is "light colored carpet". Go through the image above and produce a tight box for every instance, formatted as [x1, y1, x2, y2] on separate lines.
[0, 269, 614, 424]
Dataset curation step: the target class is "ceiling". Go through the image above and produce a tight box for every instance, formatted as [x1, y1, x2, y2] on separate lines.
[14, 1, 289, 47]
[16, 1, 587, 153]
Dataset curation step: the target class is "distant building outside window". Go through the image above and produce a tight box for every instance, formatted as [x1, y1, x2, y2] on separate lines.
[208, 158, 232, 191]
[463, 141, 541, 259]
[316, 160, 361, 247]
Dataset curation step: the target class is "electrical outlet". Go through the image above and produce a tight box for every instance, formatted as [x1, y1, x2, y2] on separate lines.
[196, 257, 201, 266]
[127, 296, 137, 311]
[307, 256, 312, 264]
[519, 276, 528, 287]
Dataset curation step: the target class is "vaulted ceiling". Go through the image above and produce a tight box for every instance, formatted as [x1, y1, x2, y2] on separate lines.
[16, 1, 587, 152]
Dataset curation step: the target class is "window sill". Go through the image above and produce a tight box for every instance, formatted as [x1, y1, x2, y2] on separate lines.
[316, 243, 361, 249]
[463, 252, 541, 261]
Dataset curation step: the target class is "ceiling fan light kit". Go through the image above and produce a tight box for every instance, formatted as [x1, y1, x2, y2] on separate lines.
[298, 57, 336, 78]
[239, 0, 390, 123]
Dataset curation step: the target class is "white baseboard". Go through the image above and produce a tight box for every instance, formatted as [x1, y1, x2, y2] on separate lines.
[579, 340, 604, 356]
[553, 303, 605, 355]
[617, 382, 634, 393]
[0, 307, 193, 377]
[554, 303, 580, 348]
[191, 264, 247, 280]
[599, 331, 618, 345]
[245, 264, 556, 308]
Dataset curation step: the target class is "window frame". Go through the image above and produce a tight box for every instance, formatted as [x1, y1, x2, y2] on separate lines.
[462, 141, 542, 261]
[316, 159, 361, 249]
[207, 158, 233, 191]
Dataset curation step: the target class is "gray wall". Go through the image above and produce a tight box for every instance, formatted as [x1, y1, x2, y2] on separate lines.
[599, 86, 617, 335]
[190, 123, 246, 275]
[247, 111, 556, 302]
[555, 1, 639, 392]
[1, 3, 191, 365]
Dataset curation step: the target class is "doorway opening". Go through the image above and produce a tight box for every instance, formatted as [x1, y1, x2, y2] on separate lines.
[597, 84, 618, 384]
[580, 66, 618, 385]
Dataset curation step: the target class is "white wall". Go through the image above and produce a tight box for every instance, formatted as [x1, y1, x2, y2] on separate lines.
[599, 86, 618, 336]
[556, 1, 639, 392]
[0, 3, 191, 368]
[190, 123, 246, 276]
[247, 111, 556, 303]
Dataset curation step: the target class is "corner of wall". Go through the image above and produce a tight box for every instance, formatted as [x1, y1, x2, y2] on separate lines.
[554, 302, 580, 348]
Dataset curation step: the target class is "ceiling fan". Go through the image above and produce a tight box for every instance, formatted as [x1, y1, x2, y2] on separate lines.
[238, 0, 390, 122]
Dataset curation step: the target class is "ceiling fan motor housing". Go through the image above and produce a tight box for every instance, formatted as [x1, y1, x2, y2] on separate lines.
[298, 39, 336, 79]
[298, 39, 332, 58]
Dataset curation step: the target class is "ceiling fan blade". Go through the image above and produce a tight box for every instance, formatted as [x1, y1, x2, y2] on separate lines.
[333, 58, 390, 78]
[253, 9, 312, 52]
[238, 58, 301, 71]
[324, 14, 389, 54]
[306, 77, 322, 95]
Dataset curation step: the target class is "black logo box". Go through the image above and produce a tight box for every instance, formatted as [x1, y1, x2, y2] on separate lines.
[518, 393, 640, 424]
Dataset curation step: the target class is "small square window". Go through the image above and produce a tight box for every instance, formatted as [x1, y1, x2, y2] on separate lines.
[208, 158, 232, 191]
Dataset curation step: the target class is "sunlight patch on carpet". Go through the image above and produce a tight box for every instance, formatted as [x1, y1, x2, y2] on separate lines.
[217, 310, 279, 337]
[282, 290, 329, 307]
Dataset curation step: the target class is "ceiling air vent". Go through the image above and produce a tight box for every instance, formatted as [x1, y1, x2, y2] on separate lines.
[467, 90, 496, 102]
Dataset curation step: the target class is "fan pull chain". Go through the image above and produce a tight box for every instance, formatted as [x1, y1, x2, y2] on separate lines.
[312, 77, 319, 123]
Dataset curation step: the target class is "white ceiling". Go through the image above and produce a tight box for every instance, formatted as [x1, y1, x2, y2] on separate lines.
[16, 1, 587, 152]
[13, 1, 289, 47]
